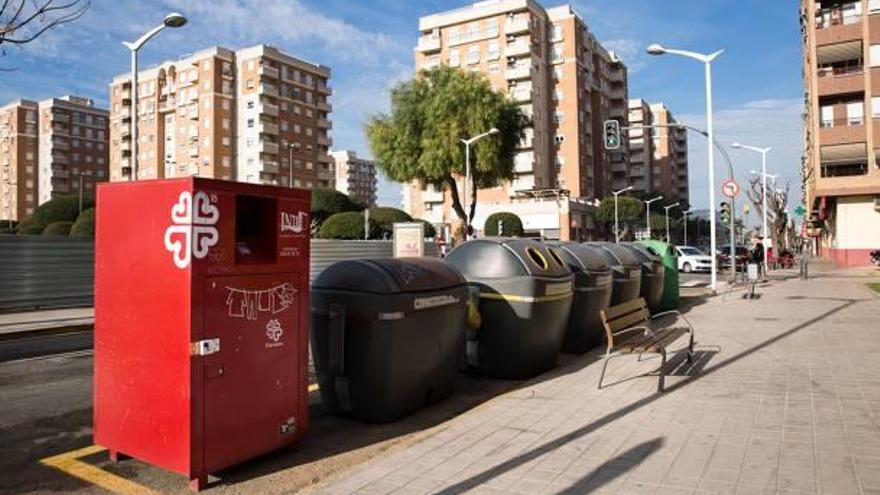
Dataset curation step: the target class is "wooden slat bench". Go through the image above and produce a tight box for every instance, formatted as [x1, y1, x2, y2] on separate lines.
[598, 297, 695, 392]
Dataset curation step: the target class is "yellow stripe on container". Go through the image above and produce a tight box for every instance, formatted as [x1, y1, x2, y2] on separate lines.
[478, 292, 573, 303]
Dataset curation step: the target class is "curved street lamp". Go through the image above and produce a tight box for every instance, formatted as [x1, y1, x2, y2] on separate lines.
[645, 195, 664, 238]
[612, 185, 634, 243]
[123, 13, 188, 180]
[460, 127, 499, 238]
[664, 202, 681, 244]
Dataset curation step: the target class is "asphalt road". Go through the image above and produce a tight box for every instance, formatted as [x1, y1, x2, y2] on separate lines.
[0, 331, 92, 363]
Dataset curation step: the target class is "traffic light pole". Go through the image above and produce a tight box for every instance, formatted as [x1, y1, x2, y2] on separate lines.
[617, 122, 739, 285]
[730, 196, 736, 277]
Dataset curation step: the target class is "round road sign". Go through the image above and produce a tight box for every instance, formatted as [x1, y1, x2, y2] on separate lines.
[721, 179, 740, 198]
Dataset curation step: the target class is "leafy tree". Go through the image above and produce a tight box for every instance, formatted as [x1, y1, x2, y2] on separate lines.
[365, 66, 529, 229]
[596, 196, 644, 241]
[311, 189, 364, 234]
[70, 207, 95, 237]
[43, 221, 73, 236]
[484, 212, 524, 237]
[18, 195, 93, 234]
[318, 211, 377, 240]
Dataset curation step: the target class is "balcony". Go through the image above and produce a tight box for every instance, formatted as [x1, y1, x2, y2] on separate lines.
[51, 167, 69, 179]
[506, 63, 531, 80]
[415, 34, 441, 53]
[511, 88, 532, 103]
[188, 145, 199, 157]
[317, 101, 332, 112]
[257, 121, 279, 136]
[260, 83, 279, 97]
[815, 6, 862, 46]
[260, 140, 279, 155]
[316, 83, 332, 95]
[818, 118, 866, 144]
[50, 113, 70, 123]
[259, 64, 280, 79]
[506, 41, 531, 57]
[317, 135, 331, 146]
[52, 153, 69, 164]
[318, 153, 332, 163]
[517, 132, 533, 150]
[120, 141, 131, 152]
[187, 104, 199, 120]
[505, 17, 530, 35]
[261, 160, 280, 174]
[817, 65, 864, 95]
[317, 118, 331, 129]
[259, 101, 279, 117]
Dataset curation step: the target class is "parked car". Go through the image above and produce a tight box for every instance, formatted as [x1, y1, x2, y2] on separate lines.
[675, 246, 713, 273]
[718, 246, 750, 271]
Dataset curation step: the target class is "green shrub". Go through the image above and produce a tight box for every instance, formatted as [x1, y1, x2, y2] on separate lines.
[70, 207, 96, 237]
[368, 207, 412, 239]
[318, 211, 379, 240]
[18, 195, 94, 234]
[43, 221, 74, 236]
[417, 219, 437, 238]
[311, 189, 364, 232]
[484, 212, 524, 237]
[18, 224, 45, 235]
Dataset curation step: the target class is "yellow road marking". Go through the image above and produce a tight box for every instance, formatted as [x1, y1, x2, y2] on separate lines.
[40, 445, 158, 494]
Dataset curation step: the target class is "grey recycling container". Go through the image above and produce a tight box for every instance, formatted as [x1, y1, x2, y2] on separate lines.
[543, 241, 613, 353]
[444, 239, 574, 379]
[586, 243, 642, 306]
[311, 257, 468, 422]
[623, 243, 666, 313]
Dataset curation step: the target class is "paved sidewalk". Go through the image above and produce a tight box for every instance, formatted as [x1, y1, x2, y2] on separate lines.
[0, 307, 93, 340]
[311, 268, 880, 495]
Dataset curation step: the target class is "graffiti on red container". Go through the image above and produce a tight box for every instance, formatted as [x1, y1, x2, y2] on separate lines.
[225, 283, 297, 321]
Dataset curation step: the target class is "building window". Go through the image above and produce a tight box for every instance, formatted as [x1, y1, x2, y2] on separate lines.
[468, 46, 480, 65]
[488, 41, 500, 61]
[246, 79, 254, 89]
[449, 48, 460, 67]
[247, 118, 254, 128]
[847, 101, 864, 125]
[222, 99, 231, 110]
[554, 135, 565, 145]
[247, 100, 255, 109]
[821, 105, 834, 127]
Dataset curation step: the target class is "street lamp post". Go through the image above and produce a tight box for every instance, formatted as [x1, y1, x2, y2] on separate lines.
[460, 127, 499, 239]
[612, 185, 634, 243]
[287, 143, 301, 187]
[732, 142, 772, 276]
[664, 202, 681, 244]
[682, 209, 692, 245]
[648, 43, 723, 291]
[645, 195, 664, 239]
[123, 13, 187, 181]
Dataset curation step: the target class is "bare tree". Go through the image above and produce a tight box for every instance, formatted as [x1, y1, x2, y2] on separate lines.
[747, 176, 791, 251]
[1, 0, 89, 57]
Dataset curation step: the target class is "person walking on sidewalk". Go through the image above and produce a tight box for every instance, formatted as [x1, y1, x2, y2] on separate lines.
[751, 236, 766, 281]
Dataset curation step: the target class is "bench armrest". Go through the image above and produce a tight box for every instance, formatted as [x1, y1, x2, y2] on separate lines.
[651, 310, 695, 334]
[611, 325, 653, 338]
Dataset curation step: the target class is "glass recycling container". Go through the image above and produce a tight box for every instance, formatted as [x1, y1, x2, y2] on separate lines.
[587, 242, 643, 305]
[93, 178, 311, 491]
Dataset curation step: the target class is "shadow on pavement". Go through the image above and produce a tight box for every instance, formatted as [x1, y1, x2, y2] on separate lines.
[432, 296, 864, 495]
[556, 438, 665, 495]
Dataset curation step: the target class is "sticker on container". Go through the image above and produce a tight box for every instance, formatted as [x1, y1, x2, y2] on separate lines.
[595, 275, 613, 287]
[414, 294, 461, 310]
[280, 211, 308, 236]
[545, 282, 572, 296]
[265, 319, 284, 348]
[163, 190, 219, 269]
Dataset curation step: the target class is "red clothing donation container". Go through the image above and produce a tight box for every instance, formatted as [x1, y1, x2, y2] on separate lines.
[94, 178, 310, 490]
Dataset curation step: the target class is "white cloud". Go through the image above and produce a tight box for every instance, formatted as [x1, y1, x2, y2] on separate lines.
[603, 38, 646, 74]
[678, 98, 805, 226]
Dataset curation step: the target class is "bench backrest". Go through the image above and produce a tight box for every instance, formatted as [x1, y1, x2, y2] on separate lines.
[600, 297, 650, 351]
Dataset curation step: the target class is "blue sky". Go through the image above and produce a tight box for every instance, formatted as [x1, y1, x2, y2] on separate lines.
[1, 0, 803, 226]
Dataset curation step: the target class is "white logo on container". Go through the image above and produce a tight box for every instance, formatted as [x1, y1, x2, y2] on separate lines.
[163, 190, 219, 269]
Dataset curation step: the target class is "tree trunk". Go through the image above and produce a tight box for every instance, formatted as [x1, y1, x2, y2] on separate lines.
[446, 175, 467, 223]
[469, 173, 478, 225]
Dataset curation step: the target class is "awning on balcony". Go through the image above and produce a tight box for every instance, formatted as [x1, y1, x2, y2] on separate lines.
[820, 142, 867, 163]
[817, 40, 862, 65]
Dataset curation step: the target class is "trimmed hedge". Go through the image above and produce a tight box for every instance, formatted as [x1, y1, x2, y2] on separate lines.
[311, 189, 364, 231]
[368, 207, 412, 239]
[318, 211, 378, 240]
[18, 195, 94, 234]
[43, 221, 74, 236]
[70, 207, 96, 237]
[417, 219, 437, 238]
[484, 212, 524, 237]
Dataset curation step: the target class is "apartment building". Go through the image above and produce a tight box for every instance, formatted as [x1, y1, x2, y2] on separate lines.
[330, 150, 378, 206]
[801, 0, 880, 266]
[1, 96, 109, 221]
[624, 100, 689, 203]
[108, 44, 332, 187]
[0, 100, 38, 221]
[407, 0, 627, 240]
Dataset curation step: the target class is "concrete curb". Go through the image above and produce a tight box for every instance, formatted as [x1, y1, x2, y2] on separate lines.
[0, 323, 93, 342]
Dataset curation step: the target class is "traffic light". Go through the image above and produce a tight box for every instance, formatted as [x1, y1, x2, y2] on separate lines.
[603, 119, 620, 150]
[743, 203, 750, 215]
[720, 201, 731, 224]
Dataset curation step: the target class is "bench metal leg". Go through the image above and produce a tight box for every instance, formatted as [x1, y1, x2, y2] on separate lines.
[657, 349, 667, 393]
[598, 353, 611, 389]
[687, 331, 695, 364]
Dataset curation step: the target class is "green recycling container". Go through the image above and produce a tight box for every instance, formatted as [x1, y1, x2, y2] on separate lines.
[636, 240, 680, 311]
